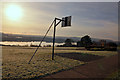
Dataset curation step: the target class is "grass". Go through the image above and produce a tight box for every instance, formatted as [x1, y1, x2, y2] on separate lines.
[2, 46, 118, 78]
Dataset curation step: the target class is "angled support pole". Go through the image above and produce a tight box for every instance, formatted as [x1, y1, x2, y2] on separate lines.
[28, 19, 55, 64]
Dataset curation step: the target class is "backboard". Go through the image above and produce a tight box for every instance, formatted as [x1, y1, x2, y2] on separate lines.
[61, 16, 71, 27]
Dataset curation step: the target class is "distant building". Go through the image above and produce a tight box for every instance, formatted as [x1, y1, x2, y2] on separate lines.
[105, 42, 117, 51]
[99, 40, 106, 47]
[90, 40, 106, 48]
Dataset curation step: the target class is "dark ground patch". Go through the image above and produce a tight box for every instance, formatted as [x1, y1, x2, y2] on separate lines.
[55, 53, 104, 62]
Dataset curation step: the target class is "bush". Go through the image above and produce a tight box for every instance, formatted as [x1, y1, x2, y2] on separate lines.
[105, 47, 117, 51]
[89, 48, 105, 51]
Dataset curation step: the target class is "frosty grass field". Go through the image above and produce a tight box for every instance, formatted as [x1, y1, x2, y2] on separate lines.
[2, 46, 118, 78]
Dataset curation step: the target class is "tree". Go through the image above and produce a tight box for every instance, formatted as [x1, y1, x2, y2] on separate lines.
[80, 35, 92, 48]
[64, 38, 73, 47]
[77, 41, 84, 47]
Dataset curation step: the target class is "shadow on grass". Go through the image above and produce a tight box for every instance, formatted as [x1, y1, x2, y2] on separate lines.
[55, 52, 104, 62]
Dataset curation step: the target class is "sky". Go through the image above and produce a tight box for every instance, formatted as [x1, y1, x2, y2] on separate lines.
[1, 2, 118, 41]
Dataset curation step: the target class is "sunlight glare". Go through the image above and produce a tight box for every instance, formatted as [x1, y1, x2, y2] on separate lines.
[5, 4, 23, 21]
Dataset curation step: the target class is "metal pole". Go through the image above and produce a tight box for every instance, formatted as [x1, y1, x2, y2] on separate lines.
[52, 18, 56, 60]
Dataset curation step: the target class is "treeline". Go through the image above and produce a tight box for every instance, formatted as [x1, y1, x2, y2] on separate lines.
[57, 35, 118, 51]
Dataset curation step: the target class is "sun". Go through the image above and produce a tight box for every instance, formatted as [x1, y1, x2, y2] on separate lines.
[5, 4, 23, 21]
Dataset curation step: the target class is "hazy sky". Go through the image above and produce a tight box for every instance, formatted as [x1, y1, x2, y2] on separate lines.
[2, 2, 118, 41]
